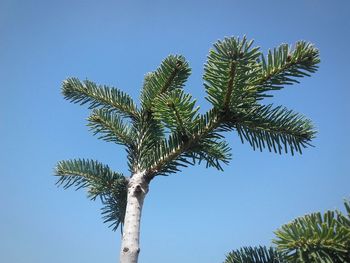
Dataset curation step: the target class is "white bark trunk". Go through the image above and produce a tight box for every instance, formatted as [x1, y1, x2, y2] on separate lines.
[119, 172, 148, 263]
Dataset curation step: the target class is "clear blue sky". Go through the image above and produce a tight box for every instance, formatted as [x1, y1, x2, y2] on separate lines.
[0, 1, 349, 262]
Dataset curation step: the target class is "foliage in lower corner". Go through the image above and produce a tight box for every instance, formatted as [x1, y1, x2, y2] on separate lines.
[273, 200, 350, 263]
[224, 200, 350, 263]
[224, 246, 286, 263]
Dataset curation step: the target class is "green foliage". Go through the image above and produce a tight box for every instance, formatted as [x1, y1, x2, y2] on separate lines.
[224, 246, 285, 263]
[56, 36, 320, 231]
[203, 36, 318, 155]
[55, 159, 128, 230]
[142, 129, 232, 176]
[62, 78, 138, 119]
[147, 89, 232, 174]
[152, 89, 199, 134]
[100, 183, 128, 232]
[273, 200, 350, 262]
[88, 108, 135, 147]
[130, 110, 166, 174]
[337, 200, 350, 241]
[204, 36, 261, 110]
[225, 201, 350, 263]
[135, 55, 192, 174]
[257, 41, 320, 93]
[233, 105, 315, 154]
[140, 55, 191, 109]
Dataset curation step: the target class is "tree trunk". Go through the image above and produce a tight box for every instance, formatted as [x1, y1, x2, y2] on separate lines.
[119, 172, 148, 263]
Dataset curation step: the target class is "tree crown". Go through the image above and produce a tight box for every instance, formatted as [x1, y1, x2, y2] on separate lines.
[55, 36, 320, 230]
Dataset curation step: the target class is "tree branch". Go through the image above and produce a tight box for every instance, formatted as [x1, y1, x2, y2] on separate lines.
[62, 78, 138, 119]
[88, 109, 135, 147]
[253, 42, 320, 94]
[223, 62, 236, 111]
[145, 110, 222, 178]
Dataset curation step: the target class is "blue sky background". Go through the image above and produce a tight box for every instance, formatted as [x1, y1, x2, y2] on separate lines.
[0, 1, 349, 262]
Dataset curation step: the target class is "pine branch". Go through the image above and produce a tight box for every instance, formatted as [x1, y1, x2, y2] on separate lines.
[118, 109, 165, 174]
[204, 36, 261, 110]
[140, 55, 191, 109]
[231, 105, 316, 155]
[142, 38, 319, 177]
[88, 109, 135, 147]
[101, 185, 128, 232]
[152, 89, 199, 135]
[62, 78, 138, 119]
[145, 101, 315, 178]
[55, 159, 128, 231]
[55, 36, 320, 236]
[337, 200, 350, 230]
[224, 246, 285, 263]
[222, 61, 236, 111]
[193, 138, 231, 170]
[274, 207, 350, 262]
[136, 56, 191, 173]
[143, 132, 196, 176]
[144, 109, 231, 177]
[253, 41, 320, 97]
[336, 200, 350, 255]
[55, 159, 127, 200]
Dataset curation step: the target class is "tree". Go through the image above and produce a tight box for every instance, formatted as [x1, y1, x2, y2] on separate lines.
[224, 200, 350, 263]
[224, 246, 285, 263]
[54, 36, 320, 263]
[273, 200, 350, 262]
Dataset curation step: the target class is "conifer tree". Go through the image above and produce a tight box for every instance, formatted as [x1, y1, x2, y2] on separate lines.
[55, 36, 320, 263]
[273, 200, 350, 262]
[224, 200, 350, 263]
[224, 246, 285, 263]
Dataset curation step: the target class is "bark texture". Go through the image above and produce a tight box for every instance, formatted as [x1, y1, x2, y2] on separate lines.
[119, 172, 148, 263]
